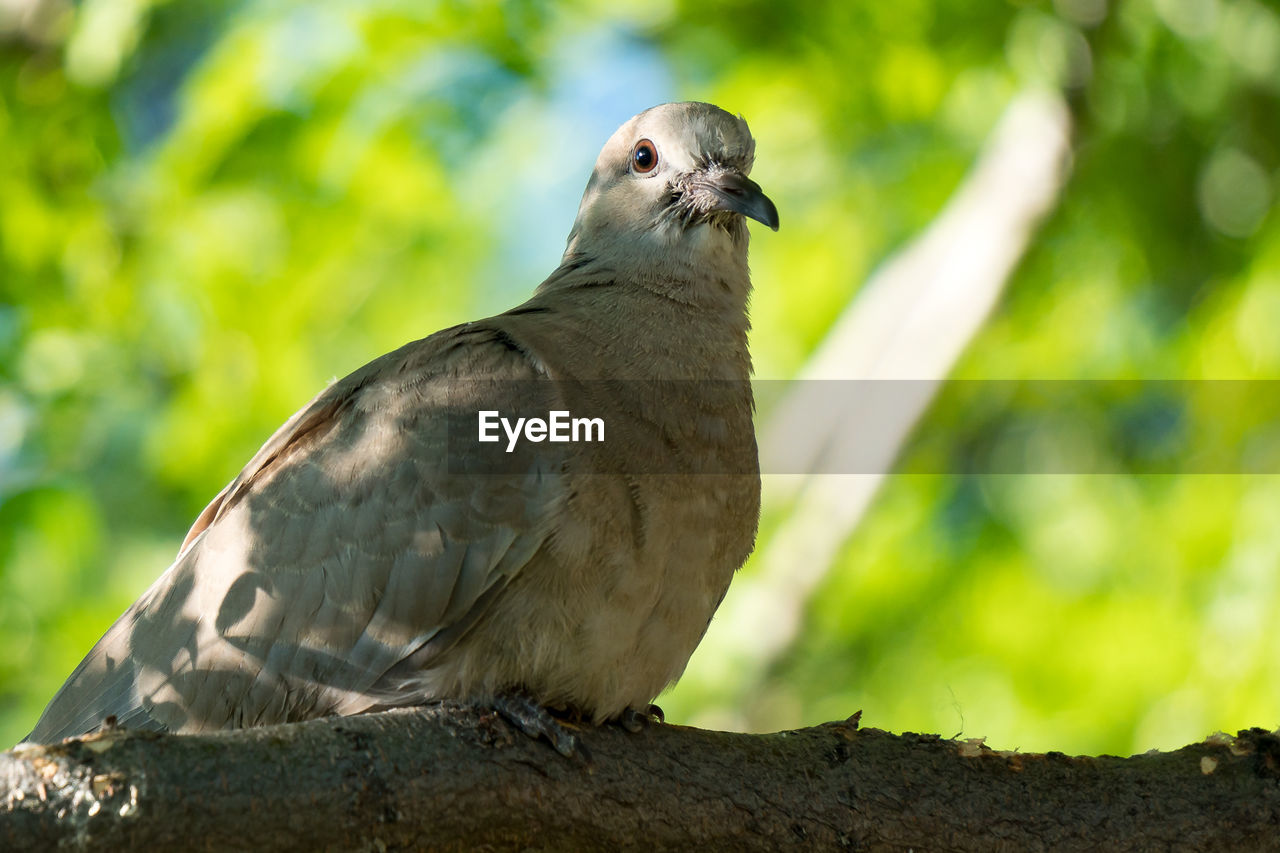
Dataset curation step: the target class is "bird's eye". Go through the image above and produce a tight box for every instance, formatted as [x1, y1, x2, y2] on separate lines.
[631, 139, 658, 174]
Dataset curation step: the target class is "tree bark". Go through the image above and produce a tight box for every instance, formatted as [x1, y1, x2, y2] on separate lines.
[2, 705, 1277, 851]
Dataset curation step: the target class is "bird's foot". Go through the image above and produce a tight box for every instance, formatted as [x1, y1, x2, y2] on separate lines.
[492, 692, 589, 761]
[618, 703, 664, 733]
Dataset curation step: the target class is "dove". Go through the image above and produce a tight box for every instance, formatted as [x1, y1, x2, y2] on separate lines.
[27, 101, 778, 753]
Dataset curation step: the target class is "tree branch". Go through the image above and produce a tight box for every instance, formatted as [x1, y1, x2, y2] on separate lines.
[3, 706, 1277, 851]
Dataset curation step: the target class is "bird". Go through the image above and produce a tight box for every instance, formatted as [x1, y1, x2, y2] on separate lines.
[27, 101, 778, 754]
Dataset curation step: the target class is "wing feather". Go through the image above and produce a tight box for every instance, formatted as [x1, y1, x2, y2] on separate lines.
[27, 323, 566, 742]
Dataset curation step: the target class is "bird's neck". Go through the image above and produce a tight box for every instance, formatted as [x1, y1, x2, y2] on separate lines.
[516, 252, 754, 382]
[549, 224, 753, 315]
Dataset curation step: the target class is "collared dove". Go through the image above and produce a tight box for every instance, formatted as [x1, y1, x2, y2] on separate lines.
[27, 101, 778, 753]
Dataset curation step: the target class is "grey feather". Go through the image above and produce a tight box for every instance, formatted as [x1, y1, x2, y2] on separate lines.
[27, 102, 770, 743]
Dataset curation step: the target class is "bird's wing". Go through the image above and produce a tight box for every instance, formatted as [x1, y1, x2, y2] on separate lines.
[28, 321, 567, 742]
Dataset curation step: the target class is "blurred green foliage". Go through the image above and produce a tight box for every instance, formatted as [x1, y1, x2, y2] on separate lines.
[2, 0, 1278, 753]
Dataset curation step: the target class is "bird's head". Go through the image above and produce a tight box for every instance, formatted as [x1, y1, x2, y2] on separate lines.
[562, 102, 778, 283]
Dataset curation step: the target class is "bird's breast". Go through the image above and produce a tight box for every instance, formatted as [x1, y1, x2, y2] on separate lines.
[426, 376, 760, 720]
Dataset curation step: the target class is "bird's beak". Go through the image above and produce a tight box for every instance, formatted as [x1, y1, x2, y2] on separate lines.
[697, 168, 780, 231]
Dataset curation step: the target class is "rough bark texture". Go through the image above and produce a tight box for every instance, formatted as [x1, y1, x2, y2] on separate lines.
[2, 705, 1278, 851]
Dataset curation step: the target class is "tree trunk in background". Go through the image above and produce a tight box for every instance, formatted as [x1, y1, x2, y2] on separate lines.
[685, 92, 1073, 723]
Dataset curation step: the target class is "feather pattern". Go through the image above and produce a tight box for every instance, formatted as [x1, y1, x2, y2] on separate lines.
[27, 101, 767, 742]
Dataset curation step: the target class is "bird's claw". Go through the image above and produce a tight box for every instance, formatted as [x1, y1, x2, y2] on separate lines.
[492, 692, 589, 761]
[618, 703, 664, 733]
